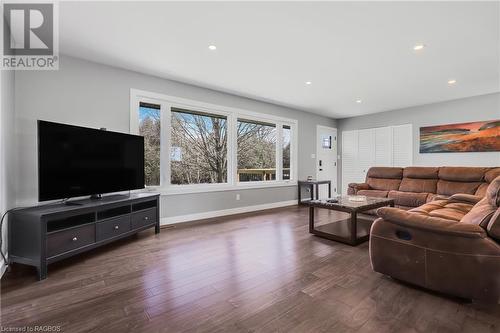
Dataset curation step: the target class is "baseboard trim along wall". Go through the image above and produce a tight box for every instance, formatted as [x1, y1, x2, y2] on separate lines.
[161, 200, 297, 225]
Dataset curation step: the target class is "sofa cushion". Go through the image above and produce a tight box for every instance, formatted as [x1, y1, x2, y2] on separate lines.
[411, 200, 472, 222]
[367, 177, 401, 191]
[399, 178, 437, 193]
[388, 190, 429, 208]
[436, 180, 482, 196]
[403, 167, 439, 179]
[356, 189, 389, 198]
[461, 198, 496, 228]
[487, 208, 500, 240]
[367, 167, 403, 179]
[486, 176, 500, 207]
[438, 167, 487, 182]
[485, 168, 500, 183]
[475, 183, 489, 197]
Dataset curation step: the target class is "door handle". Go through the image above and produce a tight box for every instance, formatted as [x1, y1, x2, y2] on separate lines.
[319, 160, 322, 167]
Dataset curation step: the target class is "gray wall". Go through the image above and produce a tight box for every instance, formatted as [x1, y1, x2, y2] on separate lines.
[1, 70, 15, 269]
[14, 55, 336, 218]
[337, 92, 500, 191]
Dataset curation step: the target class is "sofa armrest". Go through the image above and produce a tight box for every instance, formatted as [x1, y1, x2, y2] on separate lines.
[347, 182, 371, 195]
[377, 207, 486, 239]
[449, 193, 483, 205]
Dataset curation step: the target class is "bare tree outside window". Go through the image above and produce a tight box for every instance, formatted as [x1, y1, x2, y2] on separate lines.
[139, 103, 161, 186]
[283, 125, 291, 180]
[171, 108, 227, 184]
[237, 119, 277, 181]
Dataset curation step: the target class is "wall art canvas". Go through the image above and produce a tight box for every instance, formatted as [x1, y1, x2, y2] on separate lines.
[420, 119, 500, 153]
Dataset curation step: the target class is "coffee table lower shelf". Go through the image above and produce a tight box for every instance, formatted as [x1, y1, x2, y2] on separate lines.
[306, 197, 394, 246]
[311, 217, 374, 245]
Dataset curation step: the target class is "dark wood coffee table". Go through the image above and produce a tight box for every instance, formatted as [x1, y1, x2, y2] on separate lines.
[305, 196, 394, 245]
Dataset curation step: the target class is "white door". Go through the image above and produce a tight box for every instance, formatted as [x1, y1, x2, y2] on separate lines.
[316, 126, 337, 199]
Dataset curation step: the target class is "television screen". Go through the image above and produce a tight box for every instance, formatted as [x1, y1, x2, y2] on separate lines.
[38, 120, 145, 201]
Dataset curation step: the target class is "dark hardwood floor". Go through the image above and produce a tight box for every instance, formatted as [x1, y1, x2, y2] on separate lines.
[1, 205, 499, 332]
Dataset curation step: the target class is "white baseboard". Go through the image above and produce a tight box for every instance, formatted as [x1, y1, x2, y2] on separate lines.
[161, 200, 297, 225]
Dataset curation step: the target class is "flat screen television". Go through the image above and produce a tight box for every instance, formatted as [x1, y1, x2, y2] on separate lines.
[38, 120, 145, 201]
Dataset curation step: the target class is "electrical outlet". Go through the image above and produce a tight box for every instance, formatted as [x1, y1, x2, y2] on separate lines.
[236, 194, 240, 201]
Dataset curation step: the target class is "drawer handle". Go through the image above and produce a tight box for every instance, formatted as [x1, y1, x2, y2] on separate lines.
[144, 216, 149, 221]
[72, 237, 78, 242]
[114, 225, 119, 230]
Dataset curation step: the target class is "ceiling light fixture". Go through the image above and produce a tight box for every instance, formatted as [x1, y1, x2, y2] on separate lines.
[413, 44, 425, 51]
[305, 81, 312, 85]
[208, 45, 217, 51]
[356, 99, 362, 103]
[448, 79, 457, 85]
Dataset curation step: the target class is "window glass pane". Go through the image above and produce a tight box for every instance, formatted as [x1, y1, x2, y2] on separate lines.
[283, 125, 291, 180]
[237, 119, 276, 182]
[139, 103, 161, 186]
[171, 108, 227, 184]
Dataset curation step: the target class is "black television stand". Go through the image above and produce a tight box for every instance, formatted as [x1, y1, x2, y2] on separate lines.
[9, 193, 160, 280]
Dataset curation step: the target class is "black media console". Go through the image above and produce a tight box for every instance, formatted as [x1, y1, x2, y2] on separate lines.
[8, 193, 160, 280]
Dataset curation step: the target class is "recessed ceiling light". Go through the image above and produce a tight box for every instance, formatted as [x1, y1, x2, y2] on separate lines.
[305, 81, 312, 85]
[413, 44, 425, 51]
[356, 99, 362, 103]
[448, 79, 457, 85]
[208, 45, 217, 51]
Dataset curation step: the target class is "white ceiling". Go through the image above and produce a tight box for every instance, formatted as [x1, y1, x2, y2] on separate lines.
[59, 1, 500, 119]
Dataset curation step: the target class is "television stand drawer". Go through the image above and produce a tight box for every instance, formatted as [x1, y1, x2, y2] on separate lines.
[47, 224, 95, 258]
[97, 216, 131, 241]
[131, 208, 157, 229]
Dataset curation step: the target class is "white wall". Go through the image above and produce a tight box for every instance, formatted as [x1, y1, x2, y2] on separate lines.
[1, 70, 16, 273]
[337, 93, 500, 191]
[14, 55, 336, 219]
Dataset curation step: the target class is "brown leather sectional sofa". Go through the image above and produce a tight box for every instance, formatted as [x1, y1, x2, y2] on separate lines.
[348, 166, 500, 211]
[349, 166, 500, 302]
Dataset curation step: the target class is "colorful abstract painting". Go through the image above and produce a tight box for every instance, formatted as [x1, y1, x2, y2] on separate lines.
[420, 120, 500, 153]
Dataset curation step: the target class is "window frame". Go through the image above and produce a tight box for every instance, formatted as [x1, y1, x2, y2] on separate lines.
[130, 88, 298, 195]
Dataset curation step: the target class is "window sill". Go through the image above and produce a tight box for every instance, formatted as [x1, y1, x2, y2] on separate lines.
[142, 181, 298, 196]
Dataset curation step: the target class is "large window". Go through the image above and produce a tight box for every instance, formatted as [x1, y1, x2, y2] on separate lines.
[138, 102, 161, 186]
[132, 89, 297, 192]
[171, 108, 227, 184]
[282, 125, 291, 180]
[237, 119, 276, 182]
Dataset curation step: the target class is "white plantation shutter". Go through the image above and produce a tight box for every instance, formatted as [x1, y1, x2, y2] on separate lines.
[342, 130, 360, 195]
[375, 126, 392, 166]
[341, 124, 413, 192]
[358, 128, 376, 180]
[392, 124, 413, 167]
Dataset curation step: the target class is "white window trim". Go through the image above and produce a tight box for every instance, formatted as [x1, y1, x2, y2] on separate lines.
[130, 88, 298, 195]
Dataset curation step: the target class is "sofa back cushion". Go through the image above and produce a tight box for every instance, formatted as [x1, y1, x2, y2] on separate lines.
[366, 167, 403, 191]
[437, 180, 482, 196]
[367, 167, 403, 179]
[487, 208, 500, 240]
[399, 167, 438, 193]
[436, 167, 486, 196]
[438, 167, 487, 182]
[461, 198, 496, 228]
[486, 176, 500, 207]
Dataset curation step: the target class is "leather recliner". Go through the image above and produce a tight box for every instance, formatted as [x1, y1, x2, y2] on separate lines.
[369, 175, 500, 302]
